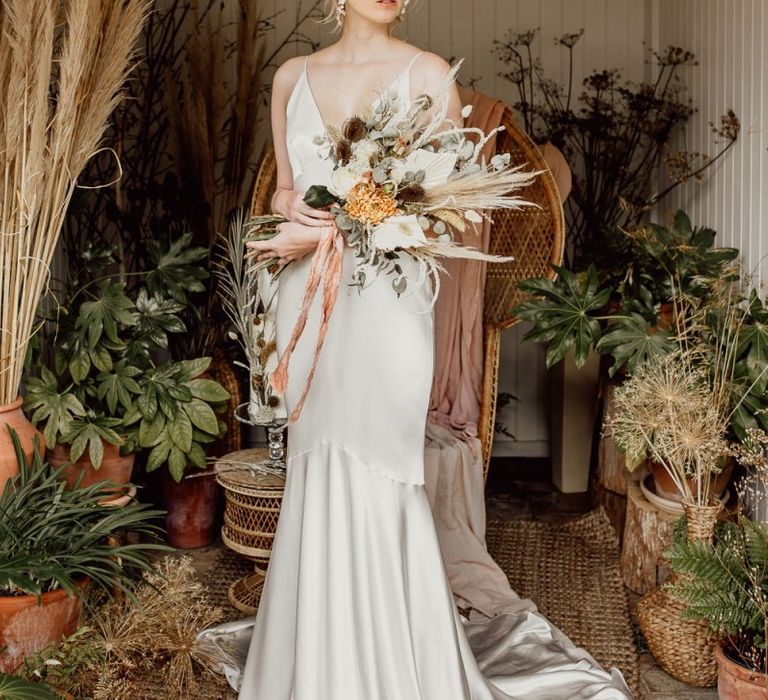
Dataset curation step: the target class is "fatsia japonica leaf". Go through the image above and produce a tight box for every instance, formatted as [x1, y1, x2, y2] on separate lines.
[96, 360, 142, 414]
[187, 378, 230, 403]
[183, 398, 220, 436]
[144, 232, 209, 304]
[76, 279, 135, 347]
[132, 289, 186, 350]
[515, 265, 611, 368]
[597, 313, 675, 376]
[22, 368, 86, 447]
[62, 419, 123, 467]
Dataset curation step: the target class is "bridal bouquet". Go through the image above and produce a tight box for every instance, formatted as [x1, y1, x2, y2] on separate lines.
[251, 62, 537, 421]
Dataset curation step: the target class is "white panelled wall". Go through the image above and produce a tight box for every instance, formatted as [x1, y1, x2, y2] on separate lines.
[258, 0, 762, 457]
[655, 0, 768, 287]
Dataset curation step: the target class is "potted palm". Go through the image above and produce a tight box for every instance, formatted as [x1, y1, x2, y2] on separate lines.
[0, 428, 165, 673]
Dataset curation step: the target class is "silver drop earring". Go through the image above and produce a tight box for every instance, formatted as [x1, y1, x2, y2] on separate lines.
[400, 0, 410, 18]
[337, 0, 346, 18]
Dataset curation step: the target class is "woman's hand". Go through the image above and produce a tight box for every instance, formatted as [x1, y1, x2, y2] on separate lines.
[273, 188, 336, 227]
[247, 221, 333, 265]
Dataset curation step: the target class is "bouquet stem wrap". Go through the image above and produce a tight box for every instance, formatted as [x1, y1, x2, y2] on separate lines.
[269, 224, 345, 424]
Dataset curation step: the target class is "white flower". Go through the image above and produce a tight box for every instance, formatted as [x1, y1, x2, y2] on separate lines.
[329, 165, 362, 199]
[371, 215, 429, 251]
[352, 139, 379, 163]
[402, 148, 458, 188]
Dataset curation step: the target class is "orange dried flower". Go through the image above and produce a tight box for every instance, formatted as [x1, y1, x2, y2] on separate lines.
[344, 182, 398, 225]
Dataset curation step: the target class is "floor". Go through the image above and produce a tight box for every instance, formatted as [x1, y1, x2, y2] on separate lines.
[486, 458, 718, 700]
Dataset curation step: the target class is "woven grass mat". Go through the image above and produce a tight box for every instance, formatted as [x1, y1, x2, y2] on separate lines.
[486, 507, 640, 696]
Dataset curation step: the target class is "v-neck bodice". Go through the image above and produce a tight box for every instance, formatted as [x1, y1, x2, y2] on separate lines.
[285, 52, 422, 192]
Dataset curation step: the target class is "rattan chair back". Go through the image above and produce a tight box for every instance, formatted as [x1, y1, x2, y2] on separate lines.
[249, 104, 565, 482]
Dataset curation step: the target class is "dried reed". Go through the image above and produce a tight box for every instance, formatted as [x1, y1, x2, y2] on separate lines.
[0, 0, 149, 404]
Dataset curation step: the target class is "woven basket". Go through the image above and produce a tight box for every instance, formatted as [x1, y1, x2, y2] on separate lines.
[215, 449, 285, 570]
[636, 580, 718, 687]
[227, 570, 266, 615]
[208, 349, 243, 456]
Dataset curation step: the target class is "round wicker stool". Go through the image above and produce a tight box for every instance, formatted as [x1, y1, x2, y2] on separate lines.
[215, 448, 286, 613]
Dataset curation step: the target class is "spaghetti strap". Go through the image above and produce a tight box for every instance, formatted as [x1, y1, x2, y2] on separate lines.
[303, 54, 310, 72]
[405, 50, 424, 74]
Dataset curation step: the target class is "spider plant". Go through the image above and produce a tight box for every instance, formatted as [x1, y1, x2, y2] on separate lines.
[0, 428, 167, 599]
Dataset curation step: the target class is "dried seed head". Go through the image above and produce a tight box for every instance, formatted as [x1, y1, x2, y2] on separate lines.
[342, 116, 367, 142]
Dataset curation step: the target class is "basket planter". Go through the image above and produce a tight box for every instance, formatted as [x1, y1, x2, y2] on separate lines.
[161, 468, 219, 549]
[716, 641, 768, 699]
[48, 442, 134, 504]
[0, 397, 42, 493]
[0, 578, 88, 673]
[636, 582, 718, 687]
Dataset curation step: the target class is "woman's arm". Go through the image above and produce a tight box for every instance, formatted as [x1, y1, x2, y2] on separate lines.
[247, 59, 336, 265]
[270, 58, 335, 228]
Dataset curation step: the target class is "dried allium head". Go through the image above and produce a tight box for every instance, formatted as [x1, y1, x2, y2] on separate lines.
[342, 116, 367, 142]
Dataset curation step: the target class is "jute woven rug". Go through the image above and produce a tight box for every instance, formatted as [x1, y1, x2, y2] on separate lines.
[485, 507, 640, 697]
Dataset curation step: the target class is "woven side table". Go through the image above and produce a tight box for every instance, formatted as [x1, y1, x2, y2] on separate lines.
[215, 448, 286, 614]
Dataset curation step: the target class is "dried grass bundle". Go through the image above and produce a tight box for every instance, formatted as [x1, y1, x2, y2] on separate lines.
[0, 0, 149, 404]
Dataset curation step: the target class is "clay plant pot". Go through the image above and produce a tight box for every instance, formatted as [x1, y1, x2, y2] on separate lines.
[716, 640, 768, 699]
[649, 459, 735, 503]
[0, 397, 43, 493]
[161, 468, 219, 549]
[47, 441, 135, 504]
[0, 578, 88, 673]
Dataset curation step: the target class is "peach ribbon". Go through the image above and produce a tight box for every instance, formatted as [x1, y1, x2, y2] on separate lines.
[269, 224, 345, 424]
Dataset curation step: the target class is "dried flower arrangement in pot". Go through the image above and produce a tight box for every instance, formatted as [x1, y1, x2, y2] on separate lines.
[0, 428, 166, 674]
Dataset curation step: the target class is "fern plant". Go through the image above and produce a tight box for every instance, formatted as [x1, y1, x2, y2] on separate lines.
[664, 514, 768, 672]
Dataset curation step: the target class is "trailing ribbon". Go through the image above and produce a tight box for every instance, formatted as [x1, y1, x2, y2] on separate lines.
[269, 224, 345, 424]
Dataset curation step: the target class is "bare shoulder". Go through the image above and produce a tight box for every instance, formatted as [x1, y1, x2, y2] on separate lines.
[272, 55, 306, 99]
[411, 51, 454, 91]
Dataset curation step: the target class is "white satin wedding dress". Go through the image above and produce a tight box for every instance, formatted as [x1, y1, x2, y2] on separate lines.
[238, 55, 633, 700]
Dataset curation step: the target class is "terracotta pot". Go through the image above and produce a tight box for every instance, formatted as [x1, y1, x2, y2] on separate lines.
[0, 579, 87, 673]
[716, 640, 768, 699]
[0, 397, 43, 493]
[649, 459, 734, 503]
[161, 468, 219, 549]
[47, 441, 134, 504]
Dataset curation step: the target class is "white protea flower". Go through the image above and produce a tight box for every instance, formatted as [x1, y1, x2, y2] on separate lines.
[371, 214, 429, 251]
[329, 165, 363, 199]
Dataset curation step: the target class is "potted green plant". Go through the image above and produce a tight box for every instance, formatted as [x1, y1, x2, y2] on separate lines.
[0, 429, 166, 674]
[664, 433, 768, 697]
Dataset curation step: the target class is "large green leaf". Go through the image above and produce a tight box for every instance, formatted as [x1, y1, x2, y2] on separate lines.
[167, 446, 187, 482]
[183, 398, 220, 436]
[23, 369, 86, 447]
[138, 411, 166, 447]
[96, 360, 142, 414]
[132, 289, 186, 351]
[63, 419, 122, 467]
[515, 265, 611, 368]
[187, 378, 230, 403]
[76, 280, 135, 347]
[144, 232, 209, 304]
[170, 411, 193, 452]
[0, 674, 58, 699]
[597, 313, 675, 376]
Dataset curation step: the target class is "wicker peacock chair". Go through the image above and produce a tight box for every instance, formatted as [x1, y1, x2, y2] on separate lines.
[250, 103, 564, 483]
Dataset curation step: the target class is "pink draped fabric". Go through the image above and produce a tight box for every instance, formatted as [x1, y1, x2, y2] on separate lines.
[424, 87, 519, 618]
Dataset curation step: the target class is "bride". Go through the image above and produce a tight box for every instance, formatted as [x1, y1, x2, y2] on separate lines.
[240, 1, 633, 698]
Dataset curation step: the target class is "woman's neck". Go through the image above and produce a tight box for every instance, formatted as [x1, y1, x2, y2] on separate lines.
[337, 15, 396, 62]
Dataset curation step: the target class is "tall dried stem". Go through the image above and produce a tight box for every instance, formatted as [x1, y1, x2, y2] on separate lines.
[0, 0, 149, 404]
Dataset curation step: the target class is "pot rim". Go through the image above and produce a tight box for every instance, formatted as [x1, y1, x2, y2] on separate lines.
[0, 396, 23, 414]
[0, 576, 89, 608]
[716, 638, 768, 678]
